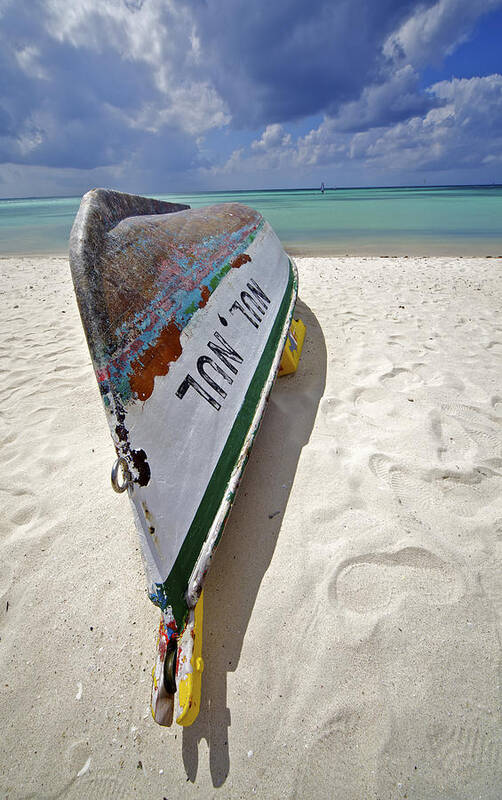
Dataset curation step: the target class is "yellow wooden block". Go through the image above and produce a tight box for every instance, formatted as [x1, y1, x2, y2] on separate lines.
[176, 591, 204, 726]
[279, 318, 306, 376]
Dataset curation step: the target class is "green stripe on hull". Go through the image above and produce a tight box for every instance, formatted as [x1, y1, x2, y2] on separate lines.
[153, 261, 296, 629]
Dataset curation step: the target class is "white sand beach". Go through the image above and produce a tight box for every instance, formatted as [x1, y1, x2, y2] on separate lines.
[1, 254, 501, 799]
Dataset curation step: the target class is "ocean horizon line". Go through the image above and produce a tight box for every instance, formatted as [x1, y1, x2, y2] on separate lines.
[2, 182, 502, 202]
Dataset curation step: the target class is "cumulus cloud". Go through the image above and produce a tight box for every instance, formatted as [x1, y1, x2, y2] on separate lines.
[207, 120, 345, 180]
[0, 0, 501, 194]
[329, 66, 441, 132]
[319, 74, 502, 172]
[251, 124, 292, 152]
[211, 125, 295, 178]
[353, 74, 502, 170]
[213, 74, 502, 180]
[384, 0, 502, 67]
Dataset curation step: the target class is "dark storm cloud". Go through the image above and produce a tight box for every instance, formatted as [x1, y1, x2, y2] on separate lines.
[0, 2, 164, 169]
[191, 0, 433, 127]
[0, 0, 212, 181]
[1, 0, 440, 174]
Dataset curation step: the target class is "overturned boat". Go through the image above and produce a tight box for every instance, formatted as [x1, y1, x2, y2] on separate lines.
[70, 189, 298, 725]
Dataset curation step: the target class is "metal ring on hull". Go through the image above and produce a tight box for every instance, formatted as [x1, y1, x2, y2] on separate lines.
[111, 456, 131, 493]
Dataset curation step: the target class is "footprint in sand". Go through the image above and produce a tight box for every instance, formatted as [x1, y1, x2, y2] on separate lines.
[380, 365, 424, 392]
[64, 741, 132, 797]
[440, 402, 502, 458]
[293, 708, 370, 799]
[369, 452, 502, 518]
[331, 546, 463, 614]
[491, 395, 502, 416]
[10, 500, 39, 526]
[464, 427, 502, 457]
[429, 410, 479, 463]
[350, 365, 426, 428]
[319, 395, 344, 420]
[429, 717, 502, 783]
[63, 774, 131, 799]
[36, 443, 72, 476]
[352, 386, 405, 425]
[442, 401, 499, 429]
[0, 486, 39, 533]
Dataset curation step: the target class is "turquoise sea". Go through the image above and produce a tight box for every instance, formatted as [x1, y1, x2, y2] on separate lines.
[1, 186, 501, 257]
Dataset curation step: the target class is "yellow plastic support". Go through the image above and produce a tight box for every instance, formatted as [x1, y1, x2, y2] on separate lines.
[279, 318, 306, 376]
[176, 590, 204, 726]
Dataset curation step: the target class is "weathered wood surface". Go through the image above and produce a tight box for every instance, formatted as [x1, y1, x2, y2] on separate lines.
[70, 188, 297, 723]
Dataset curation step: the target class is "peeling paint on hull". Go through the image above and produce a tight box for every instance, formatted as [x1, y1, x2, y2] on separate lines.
[70, 189, 297, 724]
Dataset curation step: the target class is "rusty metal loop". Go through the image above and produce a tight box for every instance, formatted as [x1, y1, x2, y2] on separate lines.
[111, 457, 131, 493]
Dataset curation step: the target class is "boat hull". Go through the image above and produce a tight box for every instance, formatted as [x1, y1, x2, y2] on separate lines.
[70, 189, 297, 723]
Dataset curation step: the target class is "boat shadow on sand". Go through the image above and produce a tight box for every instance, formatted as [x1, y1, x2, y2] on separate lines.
[181, 296, 327, 786]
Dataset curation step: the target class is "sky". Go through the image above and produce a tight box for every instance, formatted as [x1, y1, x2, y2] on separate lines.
[1, 0, 502, 197]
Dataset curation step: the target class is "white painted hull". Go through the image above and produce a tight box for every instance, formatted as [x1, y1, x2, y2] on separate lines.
[70, 190, 297, 724]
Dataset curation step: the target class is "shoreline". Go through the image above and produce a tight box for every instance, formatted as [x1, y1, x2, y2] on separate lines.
[2, 250, 502, 259]
[289, 248, 502, 257]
